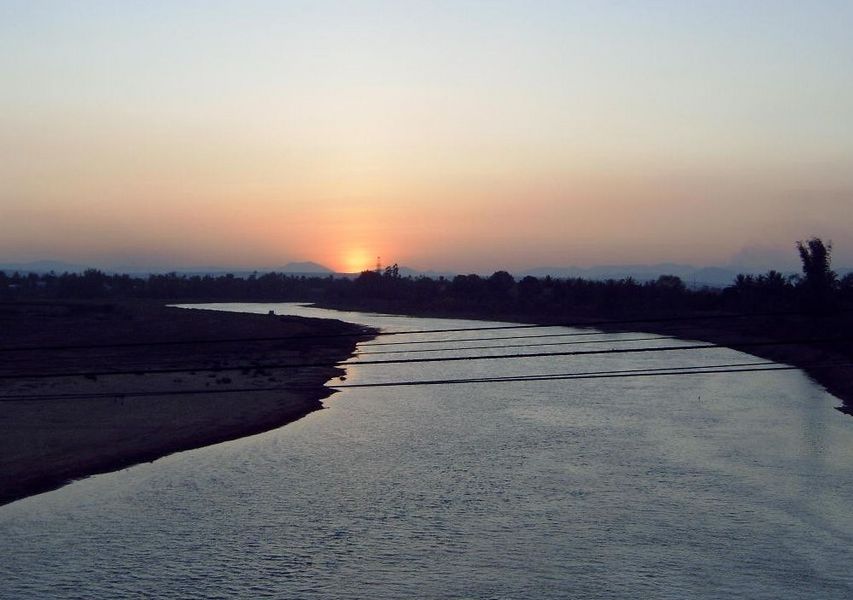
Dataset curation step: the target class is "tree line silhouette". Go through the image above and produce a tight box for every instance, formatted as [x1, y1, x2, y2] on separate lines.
[3, 238, 851, 319]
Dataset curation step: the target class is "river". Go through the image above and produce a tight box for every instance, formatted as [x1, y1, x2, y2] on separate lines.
[1, 303, 852, 599]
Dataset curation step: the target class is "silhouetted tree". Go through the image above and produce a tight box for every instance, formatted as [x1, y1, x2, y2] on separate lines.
[796, 237, 837, 311]
[654, 274, 686, 293]
[383, 263, 400, 279]
[451, 274, 485, 300]
[5, 237, 846, 321]
[517, 275, 542, 308]
[487, 270, 514, 293]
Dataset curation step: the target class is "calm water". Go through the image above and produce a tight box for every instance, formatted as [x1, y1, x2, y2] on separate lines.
[1, 303, 852, 599]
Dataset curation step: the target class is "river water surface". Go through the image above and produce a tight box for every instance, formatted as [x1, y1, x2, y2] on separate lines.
[1, 303, 852, 599]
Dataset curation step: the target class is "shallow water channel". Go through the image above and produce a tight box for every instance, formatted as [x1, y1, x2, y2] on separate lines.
[1, 303, 852, 599]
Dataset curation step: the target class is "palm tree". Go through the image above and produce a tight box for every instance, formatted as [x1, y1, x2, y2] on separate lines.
[796, 237, 837, 310]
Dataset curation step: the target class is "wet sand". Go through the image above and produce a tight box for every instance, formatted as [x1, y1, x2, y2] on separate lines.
[0, 302, 375, 505]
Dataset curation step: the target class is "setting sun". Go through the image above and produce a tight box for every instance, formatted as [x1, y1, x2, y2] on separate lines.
[3, 3, 853, 597]
[341, 249, 373, 274]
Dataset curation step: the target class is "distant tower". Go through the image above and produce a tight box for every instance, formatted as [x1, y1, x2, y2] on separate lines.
[376, 256, 382, 274]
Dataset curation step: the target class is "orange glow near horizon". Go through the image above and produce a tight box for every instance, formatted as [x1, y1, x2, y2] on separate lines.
[3, 4, 853, 271]
[340, 248, 373, 274]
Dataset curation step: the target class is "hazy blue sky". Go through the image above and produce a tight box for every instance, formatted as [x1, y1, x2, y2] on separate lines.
[2, 1, 852, 271]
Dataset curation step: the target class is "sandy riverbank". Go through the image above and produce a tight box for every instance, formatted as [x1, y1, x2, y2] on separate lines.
[0, 302, 375, 505]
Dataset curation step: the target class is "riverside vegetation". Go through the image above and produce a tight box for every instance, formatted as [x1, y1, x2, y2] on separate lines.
[3, 238, 852, 412]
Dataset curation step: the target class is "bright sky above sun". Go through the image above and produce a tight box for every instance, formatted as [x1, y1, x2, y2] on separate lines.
[2, 1, 852, 272]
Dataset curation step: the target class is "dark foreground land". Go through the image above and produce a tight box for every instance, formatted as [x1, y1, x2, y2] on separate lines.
[2, 268, 852, 504]
[0, 302, 374, 506]
[5, 247, 852, 421]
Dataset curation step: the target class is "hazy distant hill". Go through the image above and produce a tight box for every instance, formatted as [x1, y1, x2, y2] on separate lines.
[3, 259, 849, 285]
[0, 260, 90, 274]
[277, 261, 334, 274]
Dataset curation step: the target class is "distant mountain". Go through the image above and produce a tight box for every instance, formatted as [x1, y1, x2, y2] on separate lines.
[0, 260, 91, 274]
[690, 267, 742, 285]
[5, 259, 849, 285]
[0, 260, 334, 277]
[277, 261, 334, 274]
[116, 262, 336, 276]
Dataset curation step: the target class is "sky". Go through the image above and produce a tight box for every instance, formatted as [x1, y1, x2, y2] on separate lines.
[2, 0, 852, 273]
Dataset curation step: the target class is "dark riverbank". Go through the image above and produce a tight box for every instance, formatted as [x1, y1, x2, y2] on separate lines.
[0, 301, 375, 506]
[5, 263, 851, 415]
